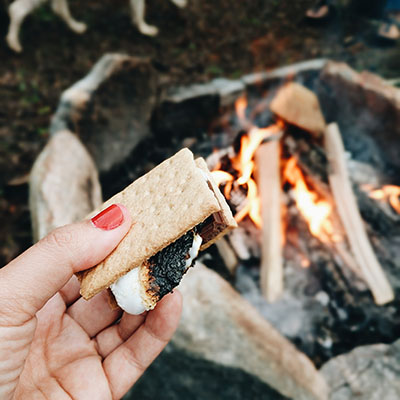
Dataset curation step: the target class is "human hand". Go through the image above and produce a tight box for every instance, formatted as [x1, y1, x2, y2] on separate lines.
[0, 204, 182, 399]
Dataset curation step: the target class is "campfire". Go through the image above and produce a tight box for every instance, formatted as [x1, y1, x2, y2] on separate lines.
[207, 84, 398, 308]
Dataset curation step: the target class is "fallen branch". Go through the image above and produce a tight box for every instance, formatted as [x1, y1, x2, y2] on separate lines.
[324, 123, 394, 305]
[256, 139, 283, 302]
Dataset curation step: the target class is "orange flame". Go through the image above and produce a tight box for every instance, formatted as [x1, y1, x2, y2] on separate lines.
[234, 178, 262, 228]
[210, 170, 235, 199]
[368, 185, 400, 214]
[235, 125, 282, 185]
[211, 170, 234, 186]
[211, 96, 282, 227]
[283, 157, 334, 240]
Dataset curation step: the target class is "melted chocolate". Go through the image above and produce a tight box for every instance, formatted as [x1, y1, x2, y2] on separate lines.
[198, 212, 226, 244]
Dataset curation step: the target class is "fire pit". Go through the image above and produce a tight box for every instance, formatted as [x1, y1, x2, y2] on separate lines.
[108, 57, 400, 359]
[30, 55, 400, 399]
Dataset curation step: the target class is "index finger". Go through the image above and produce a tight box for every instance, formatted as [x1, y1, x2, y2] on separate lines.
[0, 204, 131, 324]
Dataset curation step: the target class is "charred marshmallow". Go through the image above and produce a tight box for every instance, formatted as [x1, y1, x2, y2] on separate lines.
[110, 233, 202, 315]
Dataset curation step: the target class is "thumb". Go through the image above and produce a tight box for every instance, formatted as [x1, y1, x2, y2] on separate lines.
[0, 204, 131, 323]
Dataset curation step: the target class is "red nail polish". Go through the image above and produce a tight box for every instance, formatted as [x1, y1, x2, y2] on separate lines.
[91, 204, 124, 230]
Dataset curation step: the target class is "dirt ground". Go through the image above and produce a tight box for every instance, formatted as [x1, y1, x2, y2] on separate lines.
[1, 0, 400, 266]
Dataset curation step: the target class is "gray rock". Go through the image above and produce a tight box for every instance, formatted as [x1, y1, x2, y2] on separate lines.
[211, 77, 245, 106]
[29, 130, 102, 242]
[242, 59, 328, 88]
[162, 77, 245, 106]
[175, 264, 328, 400]
[50, 54, 157, 172]
[160, 60, 327, 109]
[126, 344, 290, 400]
[321, 340, 400, 400]
[316, 61, 400, 171]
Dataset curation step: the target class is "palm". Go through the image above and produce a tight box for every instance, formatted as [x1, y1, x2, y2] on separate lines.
[10, 279, 181, 400]
[0, 218, 181, 400]
[16, 293, 113, 399]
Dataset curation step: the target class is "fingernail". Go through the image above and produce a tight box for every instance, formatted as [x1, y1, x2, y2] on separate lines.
[91, 204, 124, 230]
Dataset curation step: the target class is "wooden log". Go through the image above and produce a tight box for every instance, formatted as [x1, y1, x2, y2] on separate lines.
[255, 140, 283, 302]
[270, 82, 326, 137]
[324, 123, 394, 305]
[215, 237, 239, 274]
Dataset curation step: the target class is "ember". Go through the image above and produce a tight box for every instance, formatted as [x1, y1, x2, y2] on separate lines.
[364, 184, 400, 214]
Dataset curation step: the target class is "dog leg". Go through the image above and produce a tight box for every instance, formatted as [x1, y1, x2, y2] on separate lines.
[6, 0, 45, 52]
[129, 0, 158, 36]
[51, 0, 87, 34]
[170, 0, 187, 8]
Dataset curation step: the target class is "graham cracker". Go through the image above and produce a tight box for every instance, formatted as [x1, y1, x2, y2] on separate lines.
[79, 148, 221, 300]
[195, 157, 237, 250]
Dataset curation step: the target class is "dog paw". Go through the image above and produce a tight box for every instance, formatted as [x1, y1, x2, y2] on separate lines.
[69, 21, 87, 34]
[171, 0, 187, 8]
[137, 23, 159, 36]
[6, 34, 22, 53]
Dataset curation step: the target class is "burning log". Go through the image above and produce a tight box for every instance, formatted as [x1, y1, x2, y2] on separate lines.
[255, 139, 283, 302]
[324, 123, 394, 305]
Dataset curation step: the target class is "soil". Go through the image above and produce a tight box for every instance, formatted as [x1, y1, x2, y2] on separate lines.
[1, 0, 400, 265]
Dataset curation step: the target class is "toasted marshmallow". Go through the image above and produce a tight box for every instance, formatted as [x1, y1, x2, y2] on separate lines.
[110, 233, 203, 315]
[110, 267, 147, 315]
[186, 233, 203, 269]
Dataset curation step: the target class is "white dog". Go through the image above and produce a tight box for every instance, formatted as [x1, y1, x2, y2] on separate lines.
[6, 0, 187, 53]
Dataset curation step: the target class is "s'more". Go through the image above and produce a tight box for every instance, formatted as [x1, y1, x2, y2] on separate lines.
[79, 148, 237, 314]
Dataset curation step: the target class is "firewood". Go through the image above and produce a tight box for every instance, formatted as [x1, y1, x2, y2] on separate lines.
[215, 237, 238, 274]
[270, 82, 326, 137]
[324, 123, 394, 305]
[255, 140, 283, 302]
